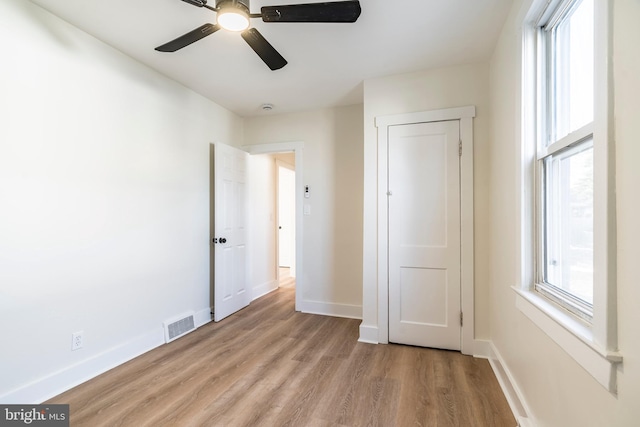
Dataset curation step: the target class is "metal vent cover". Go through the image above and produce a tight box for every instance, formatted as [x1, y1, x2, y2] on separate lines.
[164, 313, 195, 343]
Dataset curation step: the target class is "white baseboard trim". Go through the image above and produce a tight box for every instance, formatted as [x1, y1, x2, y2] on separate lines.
[472, 339, 492, 358]
[358, 324, 379, 344]
[2, 306, 213, 405]
[301, 300, 362, 320]
[252, 280, 279, 301]
[194, 307, 213, 328]
[1, 329, 164, 404]
[486, 341, 534, 427]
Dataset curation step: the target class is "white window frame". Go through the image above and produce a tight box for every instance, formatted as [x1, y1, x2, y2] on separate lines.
[514, 0, 621, 393]
[535, 0, 596, 317]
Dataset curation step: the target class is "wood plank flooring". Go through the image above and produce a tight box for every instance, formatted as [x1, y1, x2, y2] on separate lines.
[48, 276, 516, 427]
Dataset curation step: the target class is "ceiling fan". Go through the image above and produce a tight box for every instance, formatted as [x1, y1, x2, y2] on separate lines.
[155, 0, 362, 70]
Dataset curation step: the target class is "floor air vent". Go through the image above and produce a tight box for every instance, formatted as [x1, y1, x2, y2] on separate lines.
[164, 312, 195, 343]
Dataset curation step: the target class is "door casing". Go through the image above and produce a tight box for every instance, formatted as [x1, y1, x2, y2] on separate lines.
[375, 106, 476, 354]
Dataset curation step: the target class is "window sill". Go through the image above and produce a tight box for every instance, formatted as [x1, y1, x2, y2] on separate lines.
[512, 286, 621, 393]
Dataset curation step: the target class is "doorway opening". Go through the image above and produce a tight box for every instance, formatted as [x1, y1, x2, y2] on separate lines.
[248, 152, 296, 298]
[245, 142, 304, 312]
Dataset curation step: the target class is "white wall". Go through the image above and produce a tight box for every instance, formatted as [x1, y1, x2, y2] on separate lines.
[0, 0, 243, 403]
[243, 105, 364, 317]
[361, 63, 492, 343]
[488, 0, 640, 425]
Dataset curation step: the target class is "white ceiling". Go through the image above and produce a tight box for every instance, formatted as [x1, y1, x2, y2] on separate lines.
[29, 0, 513, 117]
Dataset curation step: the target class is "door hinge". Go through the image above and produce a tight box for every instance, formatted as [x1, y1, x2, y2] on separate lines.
[459, 140, 462, 157]
[460, 311, 463, 327]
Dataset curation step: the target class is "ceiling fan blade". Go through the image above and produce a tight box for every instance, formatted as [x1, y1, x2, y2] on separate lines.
[261, 1, 361, 23]
[241, 28, 288, 70]
[155, 23, 220, 52]
[179, 0, 207, 7]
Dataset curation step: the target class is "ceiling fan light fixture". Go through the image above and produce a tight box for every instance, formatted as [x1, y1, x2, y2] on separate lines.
[156, 0, 362, 70]
[217, 8, 250, 31]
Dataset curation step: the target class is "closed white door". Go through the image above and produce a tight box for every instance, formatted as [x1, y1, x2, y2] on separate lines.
[212, 143, 250, 322]
[388, 120, 461, 350]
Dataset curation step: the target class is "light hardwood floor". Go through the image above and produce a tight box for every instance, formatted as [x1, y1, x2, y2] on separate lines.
[48, 274, 516, 426]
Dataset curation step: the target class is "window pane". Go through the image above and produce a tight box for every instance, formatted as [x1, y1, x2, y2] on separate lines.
[550, 0, 594, 142]
[544, 142, 593, 305]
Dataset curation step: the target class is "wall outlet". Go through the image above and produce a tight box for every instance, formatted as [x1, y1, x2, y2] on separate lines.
[71, 331, 84, 351]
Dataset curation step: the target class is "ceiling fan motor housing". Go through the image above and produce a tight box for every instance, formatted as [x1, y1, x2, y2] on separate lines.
[215, 0, 250, 13]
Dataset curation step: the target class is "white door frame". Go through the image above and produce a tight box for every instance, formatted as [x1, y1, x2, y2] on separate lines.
[375, 106, 475, 355]
[244, 142, 304, 312]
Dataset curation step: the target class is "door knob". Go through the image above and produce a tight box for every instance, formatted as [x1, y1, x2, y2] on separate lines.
[219, 237, 227, 244]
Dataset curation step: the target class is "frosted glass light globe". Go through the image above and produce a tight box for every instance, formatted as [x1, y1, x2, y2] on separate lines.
[218, 9, 250, 32]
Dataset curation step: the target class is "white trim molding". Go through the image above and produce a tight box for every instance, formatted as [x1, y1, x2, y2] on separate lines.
[0, 307, 216, 405]
[0, 309, 214, 404]
[373, 106, 476, 355]
[358, 324, 379, 344]
[302, 301, 362, 320]
[458, 339, 533, 426]
[472, 339, 492, 359]
[252, 279, 279, 301]
[486, 342, 534, 427]
[0, 329, 164, 404]
[514, 287, 621, 392]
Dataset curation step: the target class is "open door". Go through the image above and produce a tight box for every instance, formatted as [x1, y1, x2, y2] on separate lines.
[211, 142, 250, 322]
[277, 162, 296, 274]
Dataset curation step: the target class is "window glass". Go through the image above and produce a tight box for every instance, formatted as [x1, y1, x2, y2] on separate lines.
[543, 142, 593, 306]
[549, 0, 594, 143]
[538, 0, 595, 318]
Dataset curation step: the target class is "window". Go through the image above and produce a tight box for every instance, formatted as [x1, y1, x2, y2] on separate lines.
[515, 0, 620, 392]
[536, 0, 595, 322]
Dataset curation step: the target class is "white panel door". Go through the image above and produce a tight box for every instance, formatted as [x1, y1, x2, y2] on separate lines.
[388, 120, 461, 350]
[278, 164, 295, 270]
[213, 143, 250, 322]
